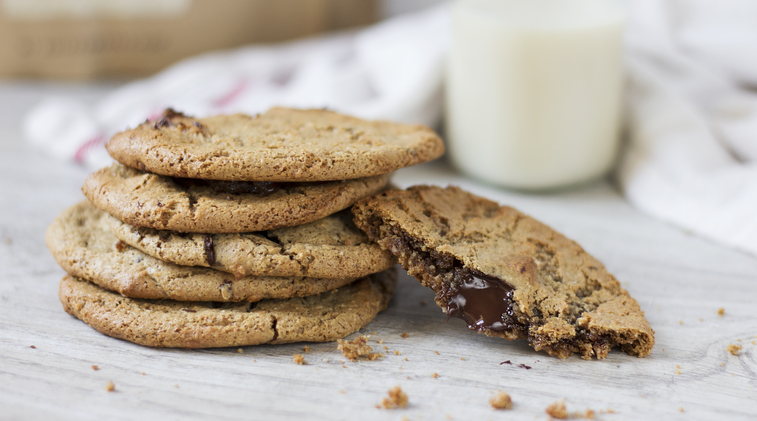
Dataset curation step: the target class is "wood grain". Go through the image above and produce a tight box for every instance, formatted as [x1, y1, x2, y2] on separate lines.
[1, 83, 755, 420]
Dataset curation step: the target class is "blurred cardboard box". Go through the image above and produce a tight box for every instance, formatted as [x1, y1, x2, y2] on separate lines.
[0, 0, 377, 79]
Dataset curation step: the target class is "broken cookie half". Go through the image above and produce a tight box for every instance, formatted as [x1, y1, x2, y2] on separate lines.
[353, 186, 654, 359]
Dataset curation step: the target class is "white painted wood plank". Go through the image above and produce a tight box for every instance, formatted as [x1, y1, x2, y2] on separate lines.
[1, 83, 755, 420]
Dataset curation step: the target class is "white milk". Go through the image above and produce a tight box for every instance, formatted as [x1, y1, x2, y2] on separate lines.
[446, 0, 625, 190]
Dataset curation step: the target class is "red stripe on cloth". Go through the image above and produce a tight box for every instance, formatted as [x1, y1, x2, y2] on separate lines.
[212, 79, 249, 108]
[74, 134, 106, 163]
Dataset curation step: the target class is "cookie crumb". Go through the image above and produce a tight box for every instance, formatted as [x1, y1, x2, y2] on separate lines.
[679, 320, 683, 325]
[115, 240, 126, 252]
[380, 386, 409, 409]
[378, 339, 384, 344]
[338, 336, 382, 362]
[303, 346, 311, 353]
[174, 384, 179, 388]
[293, 354, 307, 365]
[435, 351, 440, 355]
[92, 365, 99, 371]
[141, 372, 145, 375]
[340, 389, 345, 394]
[489, 390, 512, 410]
[572, 409, 596, 419]
[717, 308, 725, 316]
[678, 407, 684, 413]
[401, 416, 410, 421]
[432, 373, 439, 378]
[394, 350, 400, 356]
[400, 332, 409, 338]
[720, 363, 724, 366]
[371, 332, 377, 335]
[546, 399, 568, 419]
[30, 345, 36, 349]
[675, 365, 681, 375]
[105, 381, 115, 392]
[404, 358, 408, 361]
[726, 344, 742, 356]
[461, 357, 466, 361]
[236, 348, 244, 354]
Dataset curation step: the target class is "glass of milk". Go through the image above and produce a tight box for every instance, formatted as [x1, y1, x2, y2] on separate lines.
[446, 0, 625, 190]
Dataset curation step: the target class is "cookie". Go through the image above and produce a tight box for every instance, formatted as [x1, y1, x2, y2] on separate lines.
[47, 201, 360, 302]
[352, 186, 654, 359]
[82, 164, 389, 233]
[106, 107, 445, 182]
[59, 268, 397, 348]
[107, 208, 396, 278]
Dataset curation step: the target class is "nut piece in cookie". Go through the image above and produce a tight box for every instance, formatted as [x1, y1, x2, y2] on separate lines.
[353, 186, 655, 359]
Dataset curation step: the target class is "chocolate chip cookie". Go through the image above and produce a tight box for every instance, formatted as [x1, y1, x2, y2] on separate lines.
[59, 267, 397, 348]
[106, 108, 444, 182]
[352, 186, 654, 359]
[83, 164, 389, 233]
[47, 201, 361, 302]
[106, 208, 395, 278]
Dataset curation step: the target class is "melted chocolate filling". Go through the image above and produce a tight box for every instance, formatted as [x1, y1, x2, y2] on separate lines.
[172, 178, 282, 197]
[445, 270, 513, 332]
[358, 216, 642, 358]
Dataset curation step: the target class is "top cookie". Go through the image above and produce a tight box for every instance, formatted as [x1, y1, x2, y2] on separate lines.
[106, 108, 445, 182]
[352, 186, 655, 359]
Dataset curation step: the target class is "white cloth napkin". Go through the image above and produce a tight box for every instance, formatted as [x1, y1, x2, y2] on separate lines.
[23, 5, 450, 169]
[23, 1, 757, 257]
[620, 0, 757, 256]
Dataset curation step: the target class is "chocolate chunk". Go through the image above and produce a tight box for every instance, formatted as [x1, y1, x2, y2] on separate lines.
[171, 177, 281, 197]
[204, 235, 216, 266]
[518, 364, 532, 370]
[445, 270, 513, 332]
[153, 108, 188, 129]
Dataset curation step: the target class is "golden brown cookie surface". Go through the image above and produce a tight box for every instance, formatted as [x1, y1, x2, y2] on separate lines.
[82, 164, 389, 233]
[107, 208, 395, 278]
[46, 201, 361, 302]
[106, 107, 444, 182]
[59, 268, 397, 348]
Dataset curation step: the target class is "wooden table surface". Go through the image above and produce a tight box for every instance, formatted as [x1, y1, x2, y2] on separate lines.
[1, 82, 755, 421]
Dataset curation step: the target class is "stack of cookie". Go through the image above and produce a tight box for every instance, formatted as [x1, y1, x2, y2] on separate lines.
[46, 107, 444, 348]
